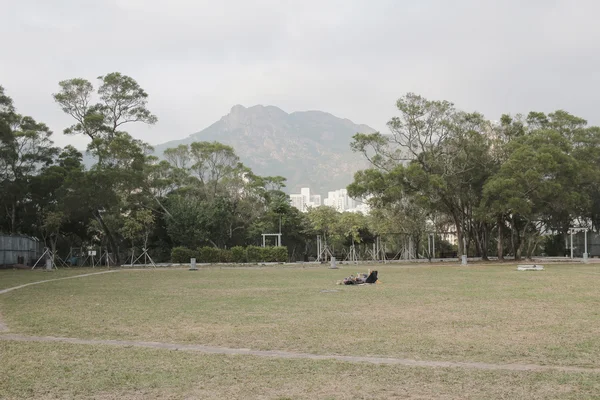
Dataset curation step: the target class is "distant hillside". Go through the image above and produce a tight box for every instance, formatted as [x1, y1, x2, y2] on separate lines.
[153, 105, 375, 194]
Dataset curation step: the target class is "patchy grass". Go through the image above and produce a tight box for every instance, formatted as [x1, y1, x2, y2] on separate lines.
[0, 267, 107, 290]
[2, 340, 600, 400]
[2, 264, 600, 369]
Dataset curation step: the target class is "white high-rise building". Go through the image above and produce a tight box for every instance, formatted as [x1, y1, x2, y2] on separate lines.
[289, 187, 370, 214]
[289, 194, 305, 211]
[324, 188, 370, 214]
[289, 188, 322, 212]
[310, 194, 322, 207]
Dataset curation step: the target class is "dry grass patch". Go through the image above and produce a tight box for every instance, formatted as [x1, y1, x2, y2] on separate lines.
[2, 340, 600, 400]
[2, 264, 600, 367]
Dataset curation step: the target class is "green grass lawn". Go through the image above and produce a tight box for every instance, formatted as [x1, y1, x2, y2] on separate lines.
[2, 340, 600, 400]
[2, 263, 600, 369]
[0, 267, 104, 290]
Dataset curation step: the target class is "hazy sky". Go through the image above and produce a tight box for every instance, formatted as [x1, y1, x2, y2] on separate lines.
[2, 0, 600, 149]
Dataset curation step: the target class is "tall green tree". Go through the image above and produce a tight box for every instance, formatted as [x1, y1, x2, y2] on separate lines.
[0, 88, 58, 234]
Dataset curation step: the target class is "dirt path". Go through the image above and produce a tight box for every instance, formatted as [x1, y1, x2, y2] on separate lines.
[0, 270, 119, 295]
[1, 333, 599, 374]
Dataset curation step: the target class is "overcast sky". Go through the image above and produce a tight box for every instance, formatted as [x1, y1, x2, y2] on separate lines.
[2, 0, 600, 149]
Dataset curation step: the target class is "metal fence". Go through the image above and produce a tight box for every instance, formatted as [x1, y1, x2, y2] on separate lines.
[0, 234, 44, 267]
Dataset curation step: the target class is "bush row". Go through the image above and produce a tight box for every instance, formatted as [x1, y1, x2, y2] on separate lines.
[171, 246, 288, 264]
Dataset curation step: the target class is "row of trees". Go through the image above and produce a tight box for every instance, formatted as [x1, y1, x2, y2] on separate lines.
[349, 93, 600, 260]
[3, 76, 596, 263]
[0, 73, 397, 264]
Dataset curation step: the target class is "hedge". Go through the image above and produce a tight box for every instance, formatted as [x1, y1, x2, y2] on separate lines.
[247, 246, 262, 263]
[271, 246, 288, 262]
[219, 248, 233, 263]
[171, 245, 288, 263]
[231, 246, 247, 263]
[171, 246, 197, 263]
[248, 246, 288, 263]
[198, 246, 220, 263]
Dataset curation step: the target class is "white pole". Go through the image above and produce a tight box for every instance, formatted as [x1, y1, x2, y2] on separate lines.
[428, 234, 431, 256]
[570, 230, 573, 259]
[584, 229, 589, 263]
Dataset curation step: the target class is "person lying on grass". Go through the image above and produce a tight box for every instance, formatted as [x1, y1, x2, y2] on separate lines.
[338, 270, 379, 285]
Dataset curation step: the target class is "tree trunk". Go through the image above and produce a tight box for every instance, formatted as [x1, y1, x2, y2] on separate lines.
[480, 223, 489, 261]
[510, 216, 522, 261]
[51, 235, 58, 269]
[94, 211, 120, 264]
[10, 202, 16, 234]
[474, 228, 483, 257]
[497, 216, 504, 261]
[516, 220, 531, 262]
[453, 215, 464, 257]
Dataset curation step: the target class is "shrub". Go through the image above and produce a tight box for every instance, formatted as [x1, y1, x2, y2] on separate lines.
[260, 246, 288, 262]
[171, 246, 196, 263]
[219, 248, 233, 263]
[247, 246, 263, 263]
[230, 246, 247, 263]
[272, 246, 288, 263]
[198, 246, 220, 263]
[261, 246, 276, 262]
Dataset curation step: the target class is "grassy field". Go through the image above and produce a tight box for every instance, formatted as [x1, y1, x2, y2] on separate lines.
[2, 340, 600, 400]
[0, 267, 103, 290]
[2, 263, 600, 399]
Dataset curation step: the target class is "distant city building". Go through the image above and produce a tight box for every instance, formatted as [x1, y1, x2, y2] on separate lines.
[310, 194, 322, 207]
[289, 188, 322, 212]
[290, 187, 370, 214]
[289, 194, 305, 211]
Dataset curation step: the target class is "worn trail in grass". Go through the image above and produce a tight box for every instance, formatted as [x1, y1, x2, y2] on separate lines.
[2, 332, 600, 374]
[2, 340, 600, 400]
[0, 268, 117, 291]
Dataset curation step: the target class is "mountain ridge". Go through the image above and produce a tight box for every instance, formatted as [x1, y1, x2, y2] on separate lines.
[152, 104, 375, 195]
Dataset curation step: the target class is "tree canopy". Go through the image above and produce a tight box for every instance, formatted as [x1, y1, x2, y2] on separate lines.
[2, 81, 600, 264]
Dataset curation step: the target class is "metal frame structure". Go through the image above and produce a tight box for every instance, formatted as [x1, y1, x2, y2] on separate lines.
[346, 243, 359, 264]
[32, 247, 67, 270]
[261, 233, 282, 247]
[80, 247, 100, 268]
[316, 235, 334, 262]
[128, 247, 157, 268]
[569, 227, 589, 263]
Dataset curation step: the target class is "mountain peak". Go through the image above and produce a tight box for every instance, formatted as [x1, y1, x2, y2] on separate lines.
[230, 104, 246, 113]
[227, 104, 288, 117]
[154, 105, 376, 193]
